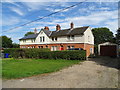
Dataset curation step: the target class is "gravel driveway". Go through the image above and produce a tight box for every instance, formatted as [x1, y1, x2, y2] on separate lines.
[2, 57, 119, 88]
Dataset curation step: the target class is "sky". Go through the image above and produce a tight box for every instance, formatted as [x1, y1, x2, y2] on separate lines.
[1, 0, 119, 43]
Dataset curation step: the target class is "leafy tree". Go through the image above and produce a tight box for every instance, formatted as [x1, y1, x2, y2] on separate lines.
[12, 43, 19, 48]
[116, 28, 120, 45]
[24, 32, 34, 36]
[0, 36, 13, 48]
[92, 27, 115, 45]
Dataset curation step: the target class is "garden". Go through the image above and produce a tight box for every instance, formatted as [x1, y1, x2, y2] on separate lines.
[2, 48, 86, 79]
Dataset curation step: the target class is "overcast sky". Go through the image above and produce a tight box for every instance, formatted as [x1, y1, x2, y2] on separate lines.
[1, 0, 119, 43]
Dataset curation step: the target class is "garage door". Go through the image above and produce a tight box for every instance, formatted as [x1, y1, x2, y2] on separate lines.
[100, 45, 117, 57]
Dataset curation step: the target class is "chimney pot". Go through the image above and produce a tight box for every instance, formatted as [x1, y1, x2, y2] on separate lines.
[70, 22, 74, 29]
[44, 26, 49, 30]
[56, 24, 61, 31]
[34, 28, 37, 34]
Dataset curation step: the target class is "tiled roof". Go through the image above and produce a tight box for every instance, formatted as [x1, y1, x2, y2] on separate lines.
[50, 26, 89, 37]
[19, 33, 39, 40]
[19, 26, 89, 40]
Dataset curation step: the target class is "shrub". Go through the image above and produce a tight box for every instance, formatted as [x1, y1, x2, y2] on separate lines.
[4, 48, 86, 60]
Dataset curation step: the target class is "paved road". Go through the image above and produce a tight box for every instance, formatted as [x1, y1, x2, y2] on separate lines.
[2, 57, 119, 88]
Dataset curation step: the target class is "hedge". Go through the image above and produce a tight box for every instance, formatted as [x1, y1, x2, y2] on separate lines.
[4, 48, 86, 60]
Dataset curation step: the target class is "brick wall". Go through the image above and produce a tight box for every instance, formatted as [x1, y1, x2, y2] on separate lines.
[20, 43, 94, 57]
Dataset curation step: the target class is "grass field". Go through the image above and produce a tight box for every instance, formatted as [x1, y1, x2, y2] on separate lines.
[2, 58, 81, 79]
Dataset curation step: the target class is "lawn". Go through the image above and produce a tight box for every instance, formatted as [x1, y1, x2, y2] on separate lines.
[2, 58, 81, 79]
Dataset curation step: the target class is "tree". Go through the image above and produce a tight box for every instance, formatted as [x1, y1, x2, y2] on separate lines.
[12, 43, 19, 48]
[0, 36, 13, 48]
[116, 28, 120, 45]
[92, 27, 115, 45]
[24, 32, 34, 36]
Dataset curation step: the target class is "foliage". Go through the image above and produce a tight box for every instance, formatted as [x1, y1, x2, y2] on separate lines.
[0, 36, 13, 48]
[92, 27, 115, 45]
[12, 43, 19, 48]
[116, 28, 120, 44]
[2, 58, 80, 79]
[24, 32, 34, 36]
[4, 48, 86, 60]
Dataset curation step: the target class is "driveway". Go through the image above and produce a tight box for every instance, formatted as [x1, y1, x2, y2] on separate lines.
[2, 57, 119, 88]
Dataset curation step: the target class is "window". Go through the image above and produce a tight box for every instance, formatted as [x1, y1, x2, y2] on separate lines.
[38, 46, 43, 48]
[40, 37, 42, 42]
[40, 37, 45, 42]
[71, 46, 74, 48]
[55, 37, 57, 41]
[51, 46, 57, 51]
[67, 36, 70, 40]
[88, 36, 90, 42]
[67, 46, 70, 49]
[52, 37, 57, 41]
[46, 45, 48, 48]
[31, 39, 35, 43]
[43, 36, 45, 42]
[71, 35, 74, 40]
[90, 48, 93, 54]
[52, 37, 54, 41]
[23, 40, 26, 42]
[67, 35, 74, 40]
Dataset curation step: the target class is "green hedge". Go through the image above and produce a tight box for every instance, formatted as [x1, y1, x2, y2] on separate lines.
[4, 48, 86, 60]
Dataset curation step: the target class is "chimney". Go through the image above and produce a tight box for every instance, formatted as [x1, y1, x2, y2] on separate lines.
[56, 24, 61, 31]
[70, 22, 74, 29]
[34, 28, 37, 34]
[44, 26, 49, 30]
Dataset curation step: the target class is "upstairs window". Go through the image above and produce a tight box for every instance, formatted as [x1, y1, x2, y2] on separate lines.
[67, 36, 70, 40]
[43, 36, 45, 42]
[40, 37, 42, 42]
[71, 35, 74, 40]
[52, 37, 57, 41]
[31, 39, 35, 43]
[88, 36, 90, 42]
[52, 37, 54, 41]
[40, 36, 45, 42]
[55, 37, 57, 41]
[67, 35, 74, 40]
[23, 40, 26, 42]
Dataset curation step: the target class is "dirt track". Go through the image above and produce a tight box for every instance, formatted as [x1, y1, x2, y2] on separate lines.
[2, 57, 119, 88]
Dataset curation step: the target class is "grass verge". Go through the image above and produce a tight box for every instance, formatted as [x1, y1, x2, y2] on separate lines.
[2, 58, 81, 79]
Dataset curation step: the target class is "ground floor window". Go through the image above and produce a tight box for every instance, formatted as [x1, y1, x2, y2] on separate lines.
[38, 46, 43, 48]
[67, 46, 74, 49]
[90, 48, 93, 54]
[67, 46, 70, 49]
[51, 46, 57, 51]
[71, 46, 74, 48]
[60, 45, 64, 50]
[46, 45, 48, 48]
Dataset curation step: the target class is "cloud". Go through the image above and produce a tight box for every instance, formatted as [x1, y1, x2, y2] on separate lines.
[2, 16, 21, 26]
[9, 7, 24, 16]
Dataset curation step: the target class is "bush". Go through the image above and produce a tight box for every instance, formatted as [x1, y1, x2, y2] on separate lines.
[4, 48, 86, 60]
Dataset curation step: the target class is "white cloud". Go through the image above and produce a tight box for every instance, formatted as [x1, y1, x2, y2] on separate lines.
[9, 7, 24, 16]
[99, 7, 110, 10]
[2, 16, 20, 26]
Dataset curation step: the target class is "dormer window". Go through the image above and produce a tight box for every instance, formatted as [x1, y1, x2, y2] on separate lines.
[55, 37, 57, 41]
[52, 37, 54, 41]
[23, 40, 26, 42]
[52, 37, 57, 41]
[31, 39, 35, 43]
[71, 35, 74, 40]
[67, 35, 74, 40]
